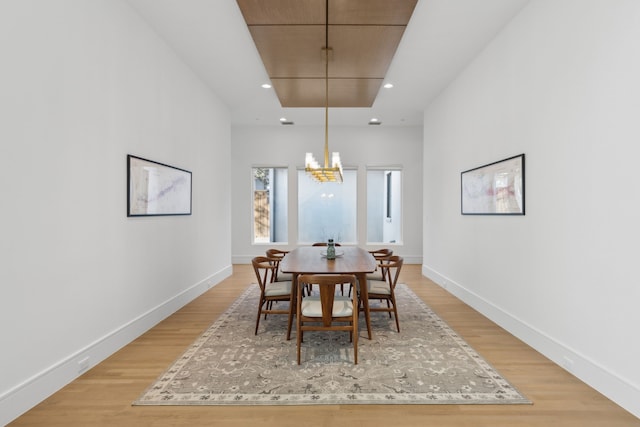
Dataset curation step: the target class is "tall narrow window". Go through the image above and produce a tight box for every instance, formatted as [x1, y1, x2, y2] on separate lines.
[253, 167, 288, 243]
[298, 169, 357, 244]
[367, 169, 402, 244]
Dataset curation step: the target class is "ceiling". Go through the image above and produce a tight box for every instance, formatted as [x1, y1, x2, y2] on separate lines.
[125, 0, 530, 127]
[236, 0, 418, 108]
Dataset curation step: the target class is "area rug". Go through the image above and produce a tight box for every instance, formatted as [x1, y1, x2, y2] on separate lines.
[133, 284, 530, 406]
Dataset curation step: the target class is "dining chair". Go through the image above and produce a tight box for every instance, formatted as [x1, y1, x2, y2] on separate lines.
[363, 249, 393, 286]
[296, 274, 359, 365]
[345, 248, 393, 298]
[361, 255, 403, 333]
[251, 256, 294, 338]
[265, 248, 291, 282]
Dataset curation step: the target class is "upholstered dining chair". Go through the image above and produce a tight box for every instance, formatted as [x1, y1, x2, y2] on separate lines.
[265, 248, 291, 282]
[251, 256, 294, 339]
[296, 274, 359, 365]
[343, 248, 393, 298]
[362, 255, 403, 333]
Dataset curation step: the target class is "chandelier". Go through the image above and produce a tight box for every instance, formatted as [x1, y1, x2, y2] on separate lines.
[305, 2, 343, 183]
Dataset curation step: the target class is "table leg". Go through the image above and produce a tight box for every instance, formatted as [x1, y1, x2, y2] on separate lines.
[286, 273, 298, 341]
[357, 272, 372, 340]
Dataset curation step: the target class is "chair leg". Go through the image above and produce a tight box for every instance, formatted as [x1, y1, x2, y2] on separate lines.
[353, 321, 358, 365]
[391, 296, 400, 333]
[255, 301, 263, 335]
[286, 295, 295, 341]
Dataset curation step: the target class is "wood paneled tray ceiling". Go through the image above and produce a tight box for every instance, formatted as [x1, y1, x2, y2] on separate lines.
[237, 0, 418, 108]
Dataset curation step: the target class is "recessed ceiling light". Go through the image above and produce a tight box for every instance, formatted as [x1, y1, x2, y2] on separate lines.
[279, 117, 287, 122]
[369, 118, 381, 125]
[261, 83, 272, 89]
[383, 83, 394, 89]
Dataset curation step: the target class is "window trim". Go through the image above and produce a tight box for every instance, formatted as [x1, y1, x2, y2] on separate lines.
[365, 166, 404, 246]
[296, 166, 359, 245]
[251, 165, 289, 245]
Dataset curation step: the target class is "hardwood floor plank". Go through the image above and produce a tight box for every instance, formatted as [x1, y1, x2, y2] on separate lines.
[9, 265, 639, 426]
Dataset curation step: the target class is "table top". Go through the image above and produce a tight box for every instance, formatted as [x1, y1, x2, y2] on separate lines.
[280, 246, 376, 275]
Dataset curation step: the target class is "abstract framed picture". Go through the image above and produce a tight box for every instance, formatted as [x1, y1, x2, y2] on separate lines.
[461, 154, 525, 215]
[127, 155, 192, 217]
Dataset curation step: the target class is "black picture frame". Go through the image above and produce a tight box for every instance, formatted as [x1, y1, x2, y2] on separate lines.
[461, 154, 525, 215]
[127, 155, 192, 217]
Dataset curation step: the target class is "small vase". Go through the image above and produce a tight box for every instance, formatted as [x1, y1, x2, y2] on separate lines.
[326, 239, 336, 260]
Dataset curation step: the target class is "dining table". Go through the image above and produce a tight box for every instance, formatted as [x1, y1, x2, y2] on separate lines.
[279, 245, 377, 340]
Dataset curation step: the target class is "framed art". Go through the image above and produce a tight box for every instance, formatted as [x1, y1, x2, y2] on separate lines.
[127, 155, 192, 217]
[461, 154, 525, 215]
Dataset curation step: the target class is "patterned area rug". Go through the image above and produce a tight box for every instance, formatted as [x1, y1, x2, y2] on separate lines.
[134, 284, 530, 406]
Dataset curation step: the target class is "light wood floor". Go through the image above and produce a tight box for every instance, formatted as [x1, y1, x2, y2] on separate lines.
[10, 265, 639, 426]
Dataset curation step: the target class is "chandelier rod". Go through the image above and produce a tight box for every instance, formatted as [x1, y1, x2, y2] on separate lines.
[304, 0, 342, 183]
[323, 0, 329, 169]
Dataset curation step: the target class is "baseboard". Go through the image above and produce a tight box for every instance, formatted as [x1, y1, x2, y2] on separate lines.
[422, 264, 640, 419]
[0, 265, 233, 426]
[232, 254, 423, 265]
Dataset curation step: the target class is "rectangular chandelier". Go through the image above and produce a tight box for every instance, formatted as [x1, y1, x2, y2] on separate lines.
[305, 151, 343, 182]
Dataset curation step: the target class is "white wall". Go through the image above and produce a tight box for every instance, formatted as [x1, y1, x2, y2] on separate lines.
[231, 125, 423, 263]
[0, 1, 232, 424]
[423, 0, 640, 418]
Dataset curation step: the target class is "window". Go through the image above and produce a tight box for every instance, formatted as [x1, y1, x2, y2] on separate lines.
[298, 169, 357, 244]
[367, 169, 402, 244]
[253, 167, 288, 243]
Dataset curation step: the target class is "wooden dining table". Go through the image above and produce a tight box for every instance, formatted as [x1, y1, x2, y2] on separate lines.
[279, 246, 377, 340]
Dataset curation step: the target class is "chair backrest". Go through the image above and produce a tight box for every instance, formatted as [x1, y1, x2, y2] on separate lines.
[369, 248, 393, 260]
[369, 248, 393, 280]
[265, 248, 288, 259]
[251, 256, 276, 290]
[298, 274, 357, 326]
[381, 255, 403, 289]
[265, 249, 288, 281]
